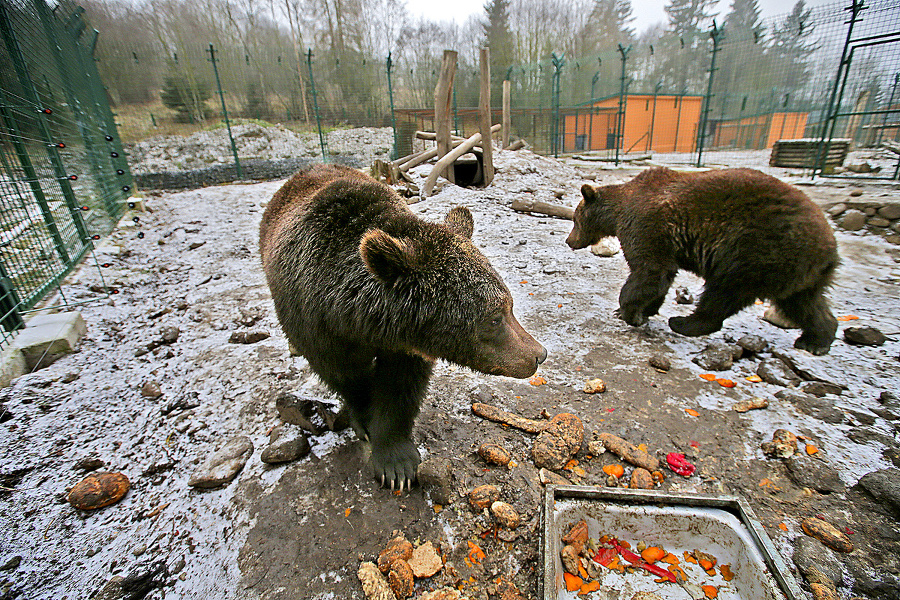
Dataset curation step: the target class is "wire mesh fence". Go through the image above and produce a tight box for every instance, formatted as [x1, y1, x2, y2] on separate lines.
[0, 0, 132, 350]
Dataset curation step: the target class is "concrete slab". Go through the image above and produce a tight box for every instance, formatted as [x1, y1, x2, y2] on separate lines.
[12, 311, 87, 372]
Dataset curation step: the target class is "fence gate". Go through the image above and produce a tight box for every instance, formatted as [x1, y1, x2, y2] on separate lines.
[0, 0, 132, 350]
[815, 0, 900, 179]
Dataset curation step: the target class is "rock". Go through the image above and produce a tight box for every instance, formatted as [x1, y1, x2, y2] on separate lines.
[630, 467, 654, 489]
[418, 588, 469, 600]
[733, 397, 768, 413]
[388, 559, 414, 598]
[417, 457, 453, 505]
[468, 484, 500, 510]
[561, 519, 588, 551]
[800, 381, 843, 397]
[674, 287, 694, 304]
[757, 358, 801, 387]
[532, 413, 583, 470]
[868, 216, 891, 228]
[159, 326, 180, 344]
[775, 390, 845, 424]
[90, 576, 125, 600]
[539, 467, 571, 486]
[848, 427, 895, 447]
[736, 334, 768, 354]
[784, 458, 844, 493]
[878, 204, 900, 220]
[762, 306, 799, 329]
[874, 391, 900, 420]
[692, 342, 733, 371]
[801, 516, 854, 553]
[236, 306, 266, 327]
[228, 330, 270, 344]
[583, 378, 606, 394]
[589, 237, 620, 256]
[839, 209, 867, 231]
[793, 536, 843, 586]
[856, 468, 900, 515]
[560, 544, 580, 575]
[844, 326, 886, 346]
[648, 354, 670, 371]
[845, 566, 900, 600]
[188, 435, 253, 489]
[490, 501, 521, 529]
[67, 472, 130, 510]
[357, 561, 394, 600]
[141, 381, 163, 398]
[408, 542, 442, 578]
[826, 203, 847, 217]
[275, 393, 348, 434]
[761, 429, 798, 458]
[478, 443, 512, 467]
[260, 426, 310, 464]
[377, 536, 413, 574]
[0, 556, 21, 571]
[75, 457, 105, 471]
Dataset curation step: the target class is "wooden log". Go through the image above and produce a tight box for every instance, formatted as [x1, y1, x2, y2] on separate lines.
[511, 198, 574, 220]
[479, 47, 494, 186]
[422, 131, 484, 197]
[504, 139, 526, 151]
[415, 130, 465, 143]
[434, 50, 457, 183]
[502, 79, 511, 149]
[397, 138, 469, 172]
[391, 148, 429, 167]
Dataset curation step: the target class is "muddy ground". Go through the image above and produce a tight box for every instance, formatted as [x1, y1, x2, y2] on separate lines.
[0, 147, 899, 600]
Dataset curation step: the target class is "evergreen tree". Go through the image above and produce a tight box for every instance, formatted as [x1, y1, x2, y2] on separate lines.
[715, 0, 767, 120]
[482, 0, 515, 99]
[583, 0, 635, 52]
[769, 0, 817, 103]
[654, 0, 719, 93]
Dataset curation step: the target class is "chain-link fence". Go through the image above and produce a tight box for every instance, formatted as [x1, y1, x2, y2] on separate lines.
[0, 0, 132, 350]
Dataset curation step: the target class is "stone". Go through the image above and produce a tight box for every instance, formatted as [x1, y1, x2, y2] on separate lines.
[377, 536, 413, 574]
[761, 429, 798, 458]
[692, 342, 733, 371]
[539, 467, 571, 486]
[648, 354, 670, 371]
[260, 426, 310, 464]
[762, 306, 798, 329]
[800, 381, 843, 397]
[886, 233, 900, 245]
[867, 216, 890, 228]
[847, 427, 895, 447]
[68, 472, 130, 510]
[90, 576, 125, 600]
[490, 501, 521, 529]
[856, 468, 900, 515]
[141, 381, 163, 398]
[775, 390, 844, 424]
[801, 517, 853, 553]
[583, 378, 606, 394]
[468, 484, 500, 510]
[589, 237, 620, 257]
[14, 311, 87, 371]
[736, 334, 768, 354]
[408, 542, 442, 578]
[784, 457, 844, 493]
[228, 330, 270, 344]
[674, 287, 694, 304]
[826, 203, 846, 217]
[274, 393, 348, 434]
[792, 536, 843, 586]
[532, 413, 584, 470]
[188, 435, 253, 489]
[630, 467, 654, 489]
[839, 209, 866, 231]
[0, 556, 21, 571]
[877, 204, 900, 220]
[357, 562, 394, 600]
[75, 457, 105, 471]
[417, 457, 453, 505]
[388, 560, 414, 599]
[757, 358, 801, 387]
[844, 326, 886, 346]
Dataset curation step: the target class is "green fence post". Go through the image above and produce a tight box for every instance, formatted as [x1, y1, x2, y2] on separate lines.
[306, 49, 328, 162]
[696, 22, 723, 168]
[387, 52, 399, 160]
[551, 53, 565, 158]
[615, 44, 631, 165]
[207, 43, 243, 179]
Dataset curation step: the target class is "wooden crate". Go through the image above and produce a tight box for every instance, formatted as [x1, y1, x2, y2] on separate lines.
[769, 138, 850, 169]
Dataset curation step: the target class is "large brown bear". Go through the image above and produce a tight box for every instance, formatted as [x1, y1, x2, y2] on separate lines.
[260, 164, 547, 490]
[566, 167, 839, 355]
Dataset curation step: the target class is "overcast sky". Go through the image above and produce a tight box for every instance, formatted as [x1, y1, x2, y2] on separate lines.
[403, 0, 839, 34]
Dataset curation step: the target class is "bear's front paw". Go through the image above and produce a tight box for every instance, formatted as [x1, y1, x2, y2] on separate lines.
[669, 315, 722, 337]
[369, 438, 420, 492]
[618, 306, 648, 327]
[794, 334, 833, 356]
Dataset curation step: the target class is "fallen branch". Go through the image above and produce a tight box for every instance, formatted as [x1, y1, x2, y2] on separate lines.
[511, 199, 574, 220]
[422, 131, 484, 197]
[472, 402, 549, 434]
[503, 139, 526, 151]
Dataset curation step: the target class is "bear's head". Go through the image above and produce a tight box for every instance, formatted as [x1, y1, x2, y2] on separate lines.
[566, 183, 618, 250]
[360, 206, 547, 379]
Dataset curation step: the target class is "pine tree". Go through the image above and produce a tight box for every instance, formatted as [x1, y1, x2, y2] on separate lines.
[715, 0, 768, 120]
[769, 0, 817, 102]
[654, 0, 719, 93]
[482, 0, 515, 99]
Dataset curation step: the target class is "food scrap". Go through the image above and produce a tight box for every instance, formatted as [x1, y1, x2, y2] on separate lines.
[666, 452, 696, 476]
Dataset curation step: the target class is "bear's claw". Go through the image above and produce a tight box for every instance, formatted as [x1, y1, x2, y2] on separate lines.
[370, 438, 420, 493]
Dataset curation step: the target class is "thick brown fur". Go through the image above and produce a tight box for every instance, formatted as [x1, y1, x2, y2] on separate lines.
[260, 164, 546, 489]
[566, 167, 839, 355]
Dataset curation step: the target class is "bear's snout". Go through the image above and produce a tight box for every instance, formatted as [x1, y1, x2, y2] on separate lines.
[565, 228, 588, 250]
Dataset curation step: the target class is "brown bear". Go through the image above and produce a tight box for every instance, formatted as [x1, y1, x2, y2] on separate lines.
[260, 164, 547, 490]
[566, 167, 839, 355]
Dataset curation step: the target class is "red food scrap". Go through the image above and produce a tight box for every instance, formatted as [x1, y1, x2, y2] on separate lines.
[666, 452, 696, 476]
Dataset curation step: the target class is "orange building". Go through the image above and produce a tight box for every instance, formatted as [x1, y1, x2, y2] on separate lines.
[711, 112, 809, 150]
[562, 94, 705, 154]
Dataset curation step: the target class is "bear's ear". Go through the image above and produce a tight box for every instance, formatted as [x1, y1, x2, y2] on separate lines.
[444, 206, 474, 239]
[360, 229, 419, 284]
[581, 183, 600, 204]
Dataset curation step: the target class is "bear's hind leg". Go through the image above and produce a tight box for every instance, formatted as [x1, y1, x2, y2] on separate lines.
[773, 288, 837, 355]
[618, 269, 675, 326]
[367, 350, 434, 491]
[669, 282, 755, 337]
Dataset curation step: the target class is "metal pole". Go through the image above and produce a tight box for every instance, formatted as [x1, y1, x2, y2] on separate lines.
[207, 44, 243, 179]
[877, 73, 899, 146]
[386, 52, 399, 160]
[614, 44, 631, 165]
[306, 49, 328, 162]
[697, 22, 722, 167]
[551, 53, 565, 158]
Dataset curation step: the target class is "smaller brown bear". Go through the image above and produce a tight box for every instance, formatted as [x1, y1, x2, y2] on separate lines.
[260, 164, 547, 491]
[566, 167, 839, 355]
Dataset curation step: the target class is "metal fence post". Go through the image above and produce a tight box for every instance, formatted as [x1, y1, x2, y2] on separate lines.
[697, 21, 723, 167]
[306, 49, 328, 162]
[386, 52, 399, 160]
[615, 44, 631, 165]
[551, 53, 565, 158]
[207, 44, 242, 179]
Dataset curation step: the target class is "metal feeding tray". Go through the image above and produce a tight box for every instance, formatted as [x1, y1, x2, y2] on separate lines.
[542, 486, 804, 600]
